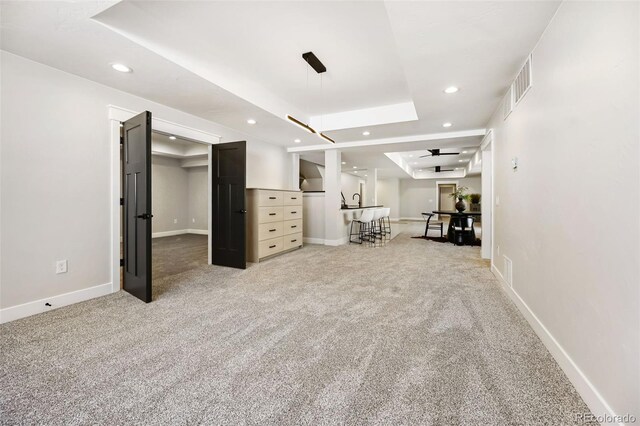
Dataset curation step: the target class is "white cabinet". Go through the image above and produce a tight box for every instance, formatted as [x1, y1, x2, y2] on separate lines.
[247, 189, 303, 262]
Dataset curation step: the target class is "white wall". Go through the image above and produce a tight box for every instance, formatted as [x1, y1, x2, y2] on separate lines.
[151, 158, 208, 235]
[487, 2, 639, 420]
[377, 178, 400, 219]
[152, 156, 189, 234]
[187, 166, 208, 231]
[399, 176, 481, 219]
[0, 51, 291, 314]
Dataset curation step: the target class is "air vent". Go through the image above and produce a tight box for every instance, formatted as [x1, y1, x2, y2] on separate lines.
[503, 256, 513, 287]
[503, 55, 532, 121]
[513, 55, 532, 105]
[502, 86, 513, 120]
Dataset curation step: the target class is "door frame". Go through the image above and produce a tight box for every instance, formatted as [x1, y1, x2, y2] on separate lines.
[109, 105, 220, 294]
[435, 180, 459, 212]
[480, 130, 494, 263]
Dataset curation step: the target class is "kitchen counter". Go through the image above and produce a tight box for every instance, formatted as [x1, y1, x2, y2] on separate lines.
[341, 205, 383, 210]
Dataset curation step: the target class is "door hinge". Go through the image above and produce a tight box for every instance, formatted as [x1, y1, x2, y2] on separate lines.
[120, 258, 124, 267]
[120, 197, 124, 206]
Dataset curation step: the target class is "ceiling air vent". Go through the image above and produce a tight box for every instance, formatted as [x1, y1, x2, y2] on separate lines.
[513, 55, 532, 105]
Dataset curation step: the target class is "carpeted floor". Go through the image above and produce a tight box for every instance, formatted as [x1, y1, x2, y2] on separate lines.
[0, 232, 593, 425]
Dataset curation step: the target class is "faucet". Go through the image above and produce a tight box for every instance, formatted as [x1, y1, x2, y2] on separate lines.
[352, 193, 361, 207]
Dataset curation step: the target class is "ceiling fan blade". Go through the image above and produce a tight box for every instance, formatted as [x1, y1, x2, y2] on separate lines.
[419, 154, 432, 158]
[439, 152, 460, 156]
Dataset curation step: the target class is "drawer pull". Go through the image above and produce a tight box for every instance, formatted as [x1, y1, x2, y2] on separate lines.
[291, 211, 297, 214]
[269, 229, 276, 232]
[269, 245, 276, 249]
[269, 196, 277, 200]
[291, 225, 297, 228]
[291, 197, 297, 200]
[291, 239, 297, 243]
[269, 213, 276, 216]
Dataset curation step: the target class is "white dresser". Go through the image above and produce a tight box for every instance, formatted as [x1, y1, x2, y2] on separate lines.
[247, 189, 303, 262]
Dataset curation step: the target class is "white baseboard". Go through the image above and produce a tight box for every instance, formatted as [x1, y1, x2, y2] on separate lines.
[153, 229, 208, 238]
[490, 265, 618, 424]
[303, 237, 325, 245]
[153, 229, 187, 238]
[0, 282, 112, 324]
[324, 236, 349, 246]
[186, 228, 208, 235]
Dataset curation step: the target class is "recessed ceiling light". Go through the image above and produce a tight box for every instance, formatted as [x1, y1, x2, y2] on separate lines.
[353, 166, 358, 169]
[458, 160, 465, 162]
[364, 174, 368, 177]
[362, 131, 370, 136]
[354, 171, 358, 174]
[444, 86, 459, 94]
[462, 150, 468, 153]
[111, 63, 132, 73]
[412, 162, 417, 165]
[294, 139, 301, 143]
[247, 119, 257, 125]
[169, 135, 176, 140]
[418, 169, 423, 172]
[408, 154, 413, 158]
[442, 122, 453, 128]
[341, 161, 346, 165]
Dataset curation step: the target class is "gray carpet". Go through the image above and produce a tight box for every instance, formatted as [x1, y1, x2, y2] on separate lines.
[0, 232, 593, 425]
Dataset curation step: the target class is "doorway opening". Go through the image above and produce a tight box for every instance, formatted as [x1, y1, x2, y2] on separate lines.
[436, 182, 457, 220]
[149, 132, 210, 281]
[119, 130, 211, 288]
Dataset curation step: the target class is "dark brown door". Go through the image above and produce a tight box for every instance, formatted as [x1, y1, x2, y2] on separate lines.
[123, 111, 152, 302]
[211, 141, 246, 269]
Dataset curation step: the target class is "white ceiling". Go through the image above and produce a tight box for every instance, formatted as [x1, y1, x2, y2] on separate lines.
[0, 1, 560, 177]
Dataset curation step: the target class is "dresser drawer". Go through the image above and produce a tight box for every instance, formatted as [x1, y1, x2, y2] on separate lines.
[283, 192, 302, 206]
[258, 222, 283, 241]
[258, 237, 283, 257]
[283, 219, 302, 235]
[258, 206, 283, 223]
[257, 190, 284, 207]
[283, 233, 303, 250]
[283, 206, 302, 221]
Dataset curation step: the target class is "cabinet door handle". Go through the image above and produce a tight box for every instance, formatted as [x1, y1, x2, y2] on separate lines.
[291, 239, 297, 243]
[269, 245, 276, 249]
[291, 225, 297, 228]
[291, 197, 297, 200]
[269, 196, 276, 200]
[291, 211, 297, 214]
[269, 213, 276, 216]
[269, 229, 276, 232]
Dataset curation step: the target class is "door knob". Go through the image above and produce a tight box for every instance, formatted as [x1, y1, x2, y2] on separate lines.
[136, 213, 153, 220]
[237, 210, 247, 214]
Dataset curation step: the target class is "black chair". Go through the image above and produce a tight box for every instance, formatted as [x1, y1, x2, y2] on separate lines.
[451, 216, 475, 246]
[422, 213, 444, 238]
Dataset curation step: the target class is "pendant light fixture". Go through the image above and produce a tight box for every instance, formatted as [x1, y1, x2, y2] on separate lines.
[286, 51, 335, 144]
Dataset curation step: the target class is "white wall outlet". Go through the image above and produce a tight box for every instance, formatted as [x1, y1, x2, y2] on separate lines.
[173, 218, 178, 224]
[55, 260, 68, 274]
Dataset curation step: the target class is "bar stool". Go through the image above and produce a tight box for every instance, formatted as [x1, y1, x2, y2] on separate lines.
[372, 208, 385, 239]
[349, 209, 375, 244]
[381, 207, 391, 235]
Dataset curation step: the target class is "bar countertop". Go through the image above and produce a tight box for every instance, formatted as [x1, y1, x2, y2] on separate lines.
[341, 205, 383, 210]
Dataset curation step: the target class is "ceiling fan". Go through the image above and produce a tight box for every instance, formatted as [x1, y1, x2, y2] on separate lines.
[419, 148, 460, 158]
[431, 166, 454, 172]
